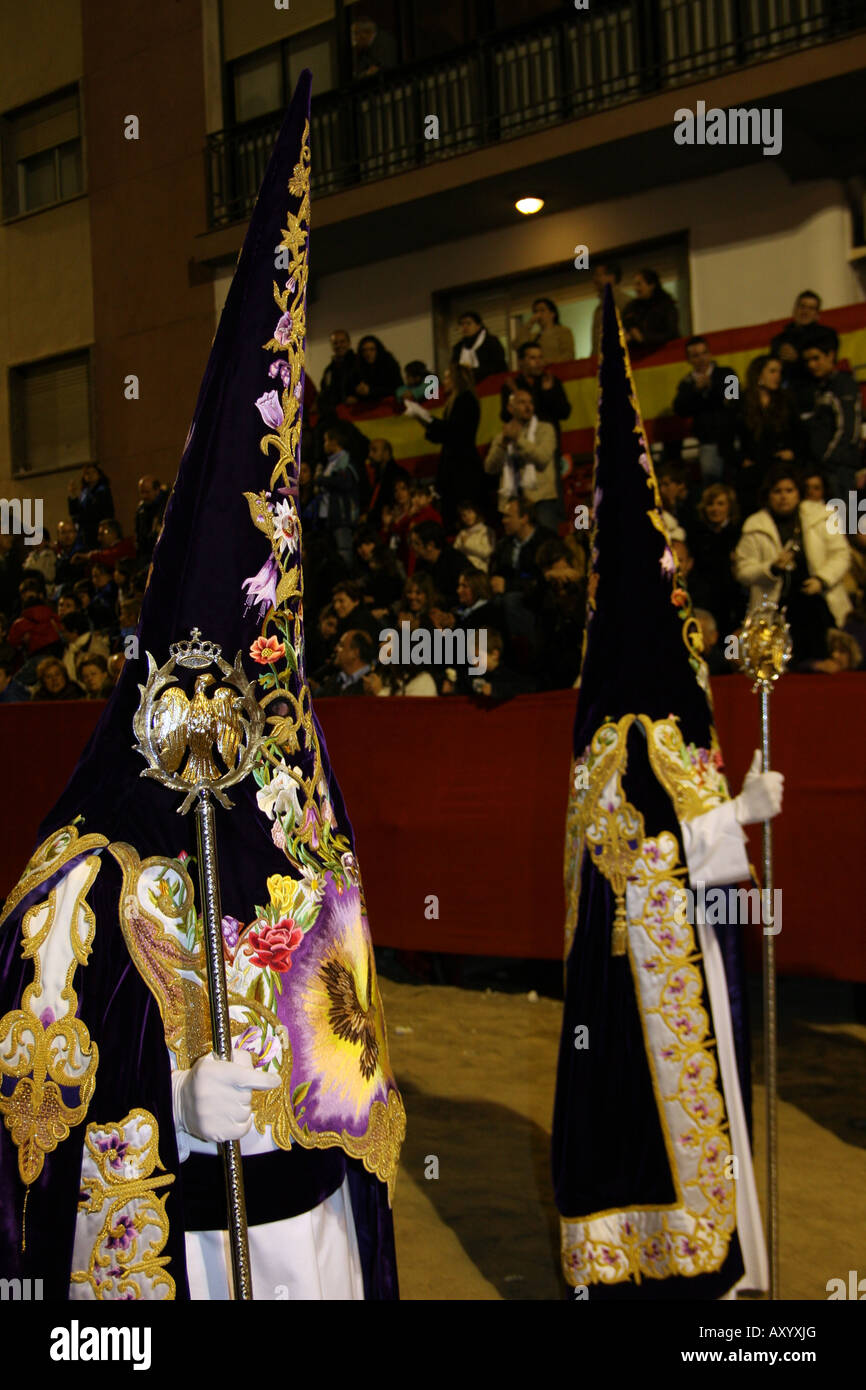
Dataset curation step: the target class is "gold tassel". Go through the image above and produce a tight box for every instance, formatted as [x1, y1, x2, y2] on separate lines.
[611, 896, 627, 956]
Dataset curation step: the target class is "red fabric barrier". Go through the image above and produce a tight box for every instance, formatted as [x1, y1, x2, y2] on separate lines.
[1, 677, 863, 979]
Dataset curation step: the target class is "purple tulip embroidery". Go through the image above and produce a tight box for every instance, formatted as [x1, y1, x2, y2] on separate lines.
[242, 553, 279, 619]
[255, 391, 284, 429]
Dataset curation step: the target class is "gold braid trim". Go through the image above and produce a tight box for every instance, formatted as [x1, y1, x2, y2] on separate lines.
[0, 824, 108, 929]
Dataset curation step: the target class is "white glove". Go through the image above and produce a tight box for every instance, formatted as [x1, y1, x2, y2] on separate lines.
[734, 749, 784, 825]
[173, 1050, 280, 1144]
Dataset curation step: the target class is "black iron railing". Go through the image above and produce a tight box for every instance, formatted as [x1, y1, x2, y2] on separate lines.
[205, 0, 862, 229]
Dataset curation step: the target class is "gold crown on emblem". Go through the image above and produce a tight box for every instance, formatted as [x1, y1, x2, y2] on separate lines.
[170, 627, 222, 669]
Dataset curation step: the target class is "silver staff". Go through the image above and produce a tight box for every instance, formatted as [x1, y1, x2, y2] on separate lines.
[133, 628, 265, 1300]
[739, 596, 791, 1302]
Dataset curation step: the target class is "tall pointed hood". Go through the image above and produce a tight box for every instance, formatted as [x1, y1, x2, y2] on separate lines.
[0, 74, 403, 1300]
[575, 285, 713, 753]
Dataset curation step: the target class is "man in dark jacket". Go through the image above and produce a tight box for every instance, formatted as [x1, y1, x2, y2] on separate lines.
[770, 290, 829, 412]
[411, 521, 465, 608]
[500, 343, 571, 445]
[451, 311, 507, 382]
[803, 328, 864, 500]
[135, 475, 169, 561]
[317, 330, 358, 416]
[673, 337, 739, 482]
[489, 498, 555, 595]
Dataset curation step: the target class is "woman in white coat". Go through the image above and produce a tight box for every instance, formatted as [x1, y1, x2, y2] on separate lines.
[734, 461, 851, 664]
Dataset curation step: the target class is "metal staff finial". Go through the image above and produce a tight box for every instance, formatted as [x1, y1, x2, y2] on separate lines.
[740, 595, 791, 1302]
[133, 628, 265, 1301]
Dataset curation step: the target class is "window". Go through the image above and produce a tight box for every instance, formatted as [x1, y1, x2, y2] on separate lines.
[9, 351, 93, 477]
[1, 86, 83, 219]
[229, 24, 336, 124]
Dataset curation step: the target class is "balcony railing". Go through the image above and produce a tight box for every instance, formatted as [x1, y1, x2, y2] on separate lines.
[205, 0, 862, 230]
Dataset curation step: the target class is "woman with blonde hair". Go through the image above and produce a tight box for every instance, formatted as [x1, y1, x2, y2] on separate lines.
[688, 482, 744, 639]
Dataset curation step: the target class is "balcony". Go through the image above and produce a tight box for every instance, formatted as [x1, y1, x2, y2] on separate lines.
[205, 0, 864, 231]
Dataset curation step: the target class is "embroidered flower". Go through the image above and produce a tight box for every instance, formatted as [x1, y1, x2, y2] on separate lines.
[271, 820, 287, 850]
[106, 1214, 137, 1251]
[245, 917, 303, 972]
[96, 1134, 130, 1169]
[222, 915, 241, 951]
[671, 587, 688, 608]
[236, 1022, 280, 1068]
[269, 359, 291, 388]
[255, 390, 284, 430]
[242, 553, 279, 619]
[256, 767, 303, 824]
[250, 634, 286, 664]
[340, 852, 360, 885]
[286, 275, 296, 295]
[274, 312, 293, 345]
[638, 451, 651, 474]
[273, 498, 298, 556]
[660, 546, 676, 578]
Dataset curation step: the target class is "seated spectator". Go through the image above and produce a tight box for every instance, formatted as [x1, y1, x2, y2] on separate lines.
[379, 473, 413, 566]
[406, 479, 443, 531]
[135, 475, 169, 561]
[351, 14, 397, 78]
[8, 580, 62, 664]
[297, 459, 319, 530]
[484, 389, 559, 529]
[363, 638, 438, 697]
[451, 311, 507, 382]
[119, 596, 141, 646]
[396, 573, 438, 631]
[113, 556, 141, 601]
[591, 261, 630, 356]
[350, 528, 404, 616]
[802, 469, 827, 504]
[67, 464, 114, 548]
[81, 517, 137, 572]
[802, 328, 864, 500]
[673, 337, 739, 483]
[734, 354, 804, 517]
[687, 483, 744, 640]
[316, 425, 360, 565]
[55, 520, 83, 585]
[804, 627, 863, 675]
[78, 653, 114, 699]
[88, 562, 118, 632]
[318, 330, 358, 417]
[72, 577, 95, 621]
[468, 628, 533, 698]
[56, 590, 80, 623]
[454, 501, 495, 572]
[31, 655, 83, 701]
[500, 343, 571, 446]
[403, 366, 481, 531]
[21, 527, 57, 588]
[489, 498, 556, 595]
[693, 608, 731, 676]
[454, 568, 498, 631]
[59, 610, 110, 684]
[770, 290, 828, 411]
[734, 462, 851, 666]
[346, 335, 402, 406]
[622, 268, 679, 358]
[360, 437, 400, 524]
[396, 360, 431, 403]
[523, 538, 586, 688]
[308, 603, 339, 680]
[0, 655, 30, 703]
[515, 297, 575, 364]
[331, 579, 380, 641]
[410, 521, 465, 608]
[316, 629, 376, 696]
[657, 461, 696, 539]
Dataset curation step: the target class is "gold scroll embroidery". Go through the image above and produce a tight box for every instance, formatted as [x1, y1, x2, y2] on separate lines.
[561, 831, 736, 1287]
[70, 1108, 175, 1300]
[0, 847, 105, 1185]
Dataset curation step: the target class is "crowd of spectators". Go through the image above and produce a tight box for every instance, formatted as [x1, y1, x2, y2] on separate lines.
[3, 285, 863, 703]
[0, 469, 167, 703]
